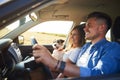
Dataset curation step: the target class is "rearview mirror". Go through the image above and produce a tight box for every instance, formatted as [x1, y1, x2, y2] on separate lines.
[29, 12, 38, 21]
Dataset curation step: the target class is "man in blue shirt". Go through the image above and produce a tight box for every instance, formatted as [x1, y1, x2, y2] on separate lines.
[32, 12, 120, 77]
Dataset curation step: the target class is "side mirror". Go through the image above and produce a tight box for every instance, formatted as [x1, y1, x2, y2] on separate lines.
[18, 35, 24, 44]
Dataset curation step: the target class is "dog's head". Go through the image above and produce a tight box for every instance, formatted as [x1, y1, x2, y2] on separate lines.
[52, 39, 64, 50]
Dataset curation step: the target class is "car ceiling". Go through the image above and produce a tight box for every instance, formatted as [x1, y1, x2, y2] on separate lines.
[0, 0, 120, 27]
[38, 0, 120, 25]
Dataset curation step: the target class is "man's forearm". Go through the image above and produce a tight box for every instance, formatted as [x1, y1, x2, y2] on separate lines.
[63, 62, 80, 77]
[55, 61, 80, 77]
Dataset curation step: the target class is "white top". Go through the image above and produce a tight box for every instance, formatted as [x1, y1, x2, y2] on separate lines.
[76, 44, 93, 67]
[63, 47, 81, 62]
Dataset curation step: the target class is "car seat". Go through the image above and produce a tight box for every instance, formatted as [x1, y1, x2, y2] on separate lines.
[111, 16, 120, 44]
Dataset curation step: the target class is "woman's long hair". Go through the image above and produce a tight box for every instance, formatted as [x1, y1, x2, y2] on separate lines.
[67, 23, 86, 50]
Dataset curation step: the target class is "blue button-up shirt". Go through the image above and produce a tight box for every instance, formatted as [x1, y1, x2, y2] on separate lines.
[73, 38, 120, 77]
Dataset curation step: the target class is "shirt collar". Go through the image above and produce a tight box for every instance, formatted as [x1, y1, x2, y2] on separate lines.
[91, 38, 109, 49]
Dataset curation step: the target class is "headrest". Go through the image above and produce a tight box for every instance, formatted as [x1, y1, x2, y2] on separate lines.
[112, 16, 120, 43]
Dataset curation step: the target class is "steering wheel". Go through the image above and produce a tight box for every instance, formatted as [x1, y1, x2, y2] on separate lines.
[7, 37, 53, 80]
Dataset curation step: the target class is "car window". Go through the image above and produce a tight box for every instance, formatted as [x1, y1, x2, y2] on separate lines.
[21, 21, 73, 45]
[106, 29, 111, 41]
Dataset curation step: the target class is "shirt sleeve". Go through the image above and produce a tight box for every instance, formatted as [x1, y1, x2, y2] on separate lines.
[80, 66, 91, 76]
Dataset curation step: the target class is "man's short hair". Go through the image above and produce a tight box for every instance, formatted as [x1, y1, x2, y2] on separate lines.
[87, 12, 112, 30]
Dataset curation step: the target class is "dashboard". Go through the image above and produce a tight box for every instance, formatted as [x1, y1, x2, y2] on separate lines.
[0, 39, 23, 78]
[0, 39, 53, 80]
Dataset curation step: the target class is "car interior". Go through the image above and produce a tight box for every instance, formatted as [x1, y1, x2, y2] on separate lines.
[0, 0, 120, 80]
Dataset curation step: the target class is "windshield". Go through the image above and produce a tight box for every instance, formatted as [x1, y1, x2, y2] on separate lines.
[0, 15, 31, 38]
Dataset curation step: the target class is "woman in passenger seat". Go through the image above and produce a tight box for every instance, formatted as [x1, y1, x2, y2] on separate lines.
[63, 24, 86, 63]
[57, 24, 86, 78]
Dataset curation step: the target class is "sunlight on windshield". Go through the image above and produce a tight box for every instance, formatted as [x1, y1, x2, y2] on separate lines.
[6, 21, 19, 30]
[0, 15, 31, 38]
[0, 21, 19, 38]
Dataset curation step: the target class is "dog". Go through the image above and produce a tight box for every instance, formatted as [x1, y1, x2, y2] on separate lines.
[52, 39, 65, 60]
